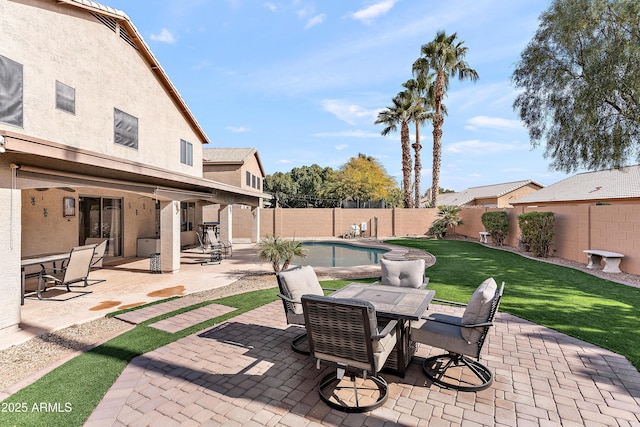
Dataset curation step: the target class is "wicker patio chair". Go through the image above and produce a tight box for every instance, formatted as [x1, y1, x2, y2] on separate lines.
[301, 294, 397, 413]
[377, 258, 429, 289]
[410, 278, 504, 392]
[276, 265, 335, 355]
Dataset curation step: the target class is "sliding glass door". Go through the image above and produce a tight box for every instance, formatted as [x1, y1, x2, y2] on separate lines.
[79, 196, 122, 257]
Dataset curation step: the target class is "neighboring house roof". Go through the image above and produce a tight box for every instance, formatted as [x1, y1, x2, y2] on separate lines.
[513, 165, 640, 205]
[203, 148, 265, 177]
[429, 180, 544, 206]
[58, 0, 209, 144]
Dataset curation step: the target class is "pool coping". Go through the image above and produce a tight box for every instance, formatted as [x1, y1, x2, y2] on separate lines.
[292, 238, 435, 278]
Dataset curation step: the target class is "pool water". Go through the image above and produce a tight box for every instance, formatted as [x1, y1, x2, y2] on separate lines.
[294, 242, 387, 268]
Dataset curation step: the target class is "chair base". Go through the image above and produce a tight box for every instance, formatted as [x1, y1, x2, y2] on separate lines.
[422, 353, 493, 392]
[318, 371, 388, 413]
[291, 331, 310, 355]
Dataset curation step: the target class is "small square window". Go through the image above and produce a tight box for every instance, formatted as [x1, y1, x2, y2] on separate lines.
[114, 108, 138, 149]
[56, 81, 75, 114]
[180, 139, 193, 166]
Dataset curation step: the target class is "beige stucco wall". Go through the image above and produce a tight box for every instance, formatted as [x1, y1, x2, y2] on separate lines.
[1, 0, 203, 175]
[202, 153, 264, 191]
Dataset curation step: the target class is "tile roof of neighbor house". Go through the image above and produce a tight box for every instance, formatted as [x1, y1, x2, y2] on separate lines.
[513, 165, 640, 204]
[433, 180, 544, 206]
[203, 148, 265, 177]
[58, 0, 209, 144]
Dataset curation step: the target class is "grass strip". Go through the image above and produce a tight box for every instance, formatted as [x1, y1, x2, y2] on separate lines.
[387, 238, 640, 371]
[0, 287, 278, 427]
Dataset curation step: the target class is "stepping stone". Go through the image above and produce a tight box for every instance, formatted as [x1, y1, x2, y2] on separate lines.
[114, 298, 200, 324]
[148, 304, 237, 333]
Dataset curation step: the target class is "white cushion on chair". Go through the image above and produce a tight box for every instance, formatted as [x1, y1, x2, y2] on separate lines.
[278, 265, 323, 314]
[380, 258, 425, 288]
[461, 278, 497, 343]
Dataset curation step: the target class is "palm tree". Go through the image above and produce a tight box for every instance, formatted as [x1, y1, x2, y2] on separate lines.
[403, 75, 435, 208]
[375, 91, 414, 208]
[413, 31, 478, 208]
[257, 235, 307, 273]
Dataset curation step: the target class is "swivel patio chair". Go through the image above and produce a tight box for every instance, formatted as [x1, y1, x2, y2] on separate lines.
[301, 294, 397, 413]
[37, 244, 97, 300]
[410, 278, 504, 392]
[276, 265, 335, 355]
[378, 258, 429, 289]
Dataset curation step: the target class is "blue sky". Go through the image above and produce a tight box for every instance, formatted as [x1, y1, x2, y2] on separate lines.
[105, 0, 570, 192]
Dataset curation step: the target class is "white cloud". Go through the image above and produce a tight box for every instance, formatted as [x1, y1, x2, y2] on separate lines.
[276, 159, 292, 164]
[335, 144, 349, 150]
[465, 115, 523, 131]
[321, 99, 380, 125]
[349, 0, 399, 24]
[150, 28, 177, 44]
[225, 126, 251, 133]
[305, 14, 326, 29]
[313, 130, 381, 138]
[264, 2, 277, 12]
[445, 139, 529, 155]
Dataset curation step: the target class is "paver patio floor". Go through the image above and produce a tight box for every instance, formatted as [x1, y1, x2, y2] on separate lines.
[86, 301, 640, 426]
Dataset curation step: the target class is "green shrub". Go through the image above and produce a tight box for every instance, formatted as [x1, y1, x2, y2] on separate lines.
[427, 219, 448, 239]
[517, 212, 555, 257]
[481, 211, 509, 246]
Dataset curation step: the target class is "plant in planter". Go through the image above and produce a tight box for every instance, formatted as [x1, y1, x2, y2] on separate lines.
[257, 235, 307, 273]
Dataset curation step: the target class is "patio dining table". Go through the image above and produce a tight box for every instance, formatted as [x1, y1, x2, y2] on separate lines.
[20, 252, 70, 305]
[328, 283, 435, 377]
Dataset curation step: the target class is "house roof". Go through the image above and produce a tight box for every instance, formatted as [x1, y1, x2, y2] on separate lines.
[431, 180, 544, 206]
[203, 148, 265, 177]
[57, 0, 210, 144]
[513, 165, 640, 205]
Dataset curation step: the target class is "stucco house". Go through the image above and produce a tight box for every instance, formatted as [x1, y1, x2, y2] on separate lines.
[512, 165, 640, 207]
[0, 0, 267, 335]
[425, 180, 544, 208]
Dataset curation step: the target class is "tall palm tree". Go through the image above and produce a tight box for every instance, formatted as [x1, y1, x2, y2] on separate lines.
[375, 91, 414, 208]
[403, 75, 435, 208]
[413, 31, 478, 208]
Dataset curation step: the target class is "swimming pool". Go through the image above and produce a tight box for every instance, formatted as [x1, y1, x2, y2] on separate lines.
[294, 242, 388, 268]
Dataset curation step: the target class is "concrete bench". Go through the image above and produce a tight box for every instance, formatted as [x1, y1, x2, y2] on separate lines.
[479, 232, 491, 243]
[583, 250, 624, 273]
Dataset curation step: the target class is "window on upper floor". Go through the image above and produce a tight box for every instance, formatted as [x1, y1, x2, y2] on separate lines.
[0, 54, 24, 127]
[252, 175, 256, 188]
[246, 171, 251, 186]
[256, 177, 261, 190]
[114, 108, 138, 149]
[55, 81, 75, 114]
[180, 139, 193, 166]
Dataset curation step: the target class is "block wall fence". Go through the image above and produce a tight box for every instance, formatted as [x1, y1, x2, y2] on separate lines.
[232, 205, 640, 275]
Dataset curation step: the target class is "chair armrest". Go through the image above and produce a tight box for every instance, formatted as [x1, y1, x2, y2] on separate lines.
[372, 319, 398, 339]
[431, 298, 467, 307]
[422, 315, 493, 329]
[277, 293, 298, 304]
[321, 287, 338, 293]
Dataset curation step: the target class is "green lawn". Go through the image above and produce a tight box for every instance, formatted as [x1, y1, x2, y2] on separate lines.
[2, 238, 639, 426]
[387, 238, 640, 371]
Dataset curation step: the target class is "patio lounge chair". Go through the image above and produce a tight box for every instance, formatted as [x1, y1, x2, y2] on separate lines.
[378, 258, 429, 289]
[276, 265, 336, 354]
[301, 294, 397, 413]
[205, 229, 232, 258]
[37, 244, 97, 300]
[410, 278, 504, 391]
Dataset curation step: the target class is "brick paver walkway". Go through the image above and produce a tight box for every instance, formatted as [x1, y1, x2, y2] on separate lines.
[149, 304, 237, 333]
[114, 298, 202, 325]
[86, 300, 640, 426]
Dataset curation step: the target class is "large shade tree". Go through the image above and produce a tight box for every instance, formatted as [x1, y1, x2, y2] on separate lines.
[328, 153, 398, 206]
[513, 0, 640, 172]
[375, 91, 415, 208]
[413, 31, 478, 208]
